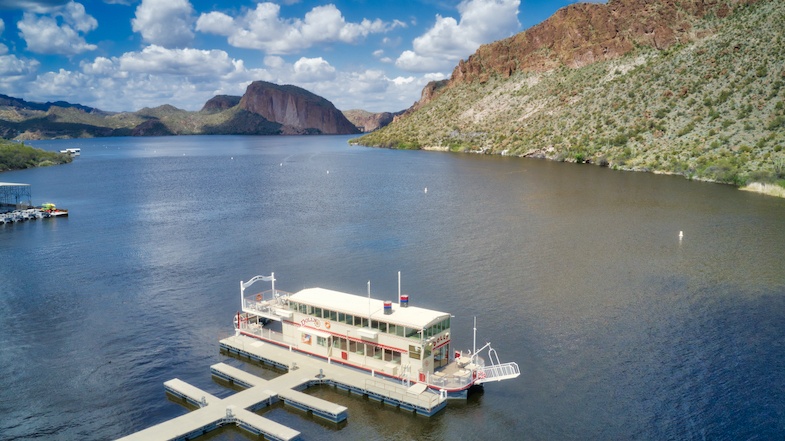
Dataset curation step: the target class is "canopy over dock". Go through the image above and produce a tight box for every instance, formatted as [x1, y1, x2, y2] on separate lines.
[0, 182, 32, 210]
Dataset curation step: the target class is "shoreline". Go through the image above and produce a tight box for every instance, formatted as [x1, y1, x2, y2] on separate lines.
[419, 145, 785, 200]
[740, 182, 785, 199]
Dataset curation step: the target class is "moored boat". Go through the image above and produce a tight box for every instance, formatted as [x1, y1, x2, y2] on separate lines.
[234, 273, 520, 398]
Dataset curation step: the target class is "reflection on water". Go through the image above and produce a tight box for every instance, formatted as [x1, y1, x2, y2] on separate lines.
[1, 135, 783, 440]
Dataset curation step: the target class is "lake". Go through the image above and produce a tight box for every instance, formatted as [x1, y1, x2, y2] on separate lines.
[1, 135, 784, 440]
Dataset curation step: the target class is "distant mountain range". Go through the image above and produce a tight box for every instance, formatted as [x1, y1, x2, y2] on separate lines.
[0, 81, 399, 140]
[357, 0, 785, 189]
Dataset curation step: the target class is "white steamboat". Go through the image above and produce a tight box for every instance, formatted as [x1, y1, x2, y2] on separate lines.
[235, 273, 520, 398]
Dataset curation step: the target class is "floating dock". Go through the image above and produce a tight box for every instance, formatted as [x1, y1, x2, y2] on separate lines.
[116, 334, 447, 441]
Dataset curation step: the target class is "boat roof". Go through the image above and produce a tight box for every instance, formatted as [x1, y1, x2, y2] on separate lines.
[290, 287, 449, 329]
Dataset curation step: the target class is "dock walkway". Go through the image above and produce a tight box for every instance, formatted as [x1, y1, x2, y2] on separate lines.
[117, 334, 446, 441]
[219, 334, 447, 415]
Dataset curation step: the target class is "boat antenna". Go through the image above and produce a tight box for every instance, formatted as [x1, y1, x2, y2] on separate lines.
[472, 316, 477, 363]
[367, 280, 371, 323]
[398, 271, 401, 306]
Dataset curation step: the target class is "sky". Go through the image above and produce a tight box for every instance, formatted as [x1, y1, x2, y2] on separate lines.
[0, 0, 591, 113]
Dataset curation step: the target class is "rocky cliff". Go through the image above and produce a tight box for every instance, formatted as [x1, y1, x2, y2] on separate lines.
[418, 0, 757, 106]
[239, 81, 360, 135]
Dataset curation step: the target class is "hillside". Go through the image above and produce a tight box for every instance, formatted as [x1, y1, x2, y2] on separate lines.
[356, 0, 785, 189]
[0, 139, 72, 172]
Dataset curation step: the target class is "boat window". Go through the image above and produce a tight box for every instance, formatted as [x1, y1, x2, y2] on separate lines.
[316, 336, 328, 347]
[360, 318, 369, 328]
[395, 325, 405, 337]
[406, 327, 420, 339]
[388, 323, 397, 335]
[371, 320, 380, 330]
[314, 307, 322, 318]
[345, 314, 353, 326]
[408, 345, 421, 360]
[329, 310, 337, 321]
[338, 312, 345, 323]
[306, 305, 313, 315]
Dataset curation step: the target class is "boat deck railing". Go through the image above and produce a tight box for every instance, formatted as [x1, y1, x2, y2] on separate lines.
[242, 289, 292, 318]
[236, 321, 479, 390]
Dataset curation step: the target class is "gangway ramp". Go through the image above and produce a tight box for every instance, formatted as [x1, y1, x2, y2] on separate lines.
[475, 362, 520, 384]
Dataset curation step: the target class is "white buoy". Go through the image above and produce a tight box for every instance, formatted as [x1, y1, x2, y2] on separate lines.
[327, 170, 329, 174]
[280, 163, 283, 166]
[679, 231, 684, 240]
[424, 187, 428, 193]
[230, 157, 233, 160]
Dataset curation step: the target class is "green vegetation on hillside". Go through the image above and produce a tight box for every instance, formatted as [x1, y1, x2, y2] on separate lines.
[0, 139, 72, 172]
[357, 0, 785, 188]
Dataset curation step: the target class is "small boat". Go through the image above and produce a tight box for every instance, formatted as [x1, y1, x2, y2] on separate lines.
[235, 272, 520, 398]
[59, 148, 80, 156]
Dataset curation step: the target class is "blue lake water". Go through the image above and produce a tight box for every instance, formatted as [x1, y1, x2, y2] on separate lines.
[1, 135, 784, 440]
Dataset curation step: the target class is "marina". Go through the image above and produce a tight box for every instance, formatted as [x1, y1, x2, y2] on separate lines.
[0, 207, 68, 224]
[117, 273, 520, 440]
[1, 182, 67, 223]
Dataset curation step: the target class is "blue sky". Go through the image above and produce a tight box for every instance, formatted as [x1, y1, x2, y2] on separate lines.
[0, 0, 591, 113]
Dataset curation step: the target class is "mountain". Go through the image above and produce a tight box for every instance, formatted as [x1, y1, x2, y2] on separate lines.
[342, 109, 403, 132]
[0, 94, 97, 114]
[238, 81, 360, 135]
[356, 0, 785, 190]
[0, 82, 362, 139]
[201, 95, 242, 113]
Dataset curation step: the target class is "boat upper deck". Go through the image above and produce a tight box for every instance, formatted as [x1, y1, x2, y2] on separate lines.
[288, 287, 450, 329]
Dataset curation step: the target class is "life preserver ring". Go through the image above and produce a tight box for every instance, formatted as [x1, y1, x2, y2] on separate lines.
[324, 321, 331, 329]
[256, 294, 262, 301]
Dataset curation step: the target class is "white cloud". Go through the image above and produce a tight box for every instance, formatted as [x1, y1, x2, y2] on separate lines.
[293, 57, 336, 82]
[117, 45, 240, 78]
[396, 0, 520, 72]
[63, 1, 97, 33]
[41, 45, 273, 111]
[0, 18, 5, 35]
[396, 50, 451, 72]
[264, 55, 285, 69]
[196, 2, 401, 54]
[132, 0, 195, 47]
[0, 53, 39, 79]
[17, 1, 97, 55]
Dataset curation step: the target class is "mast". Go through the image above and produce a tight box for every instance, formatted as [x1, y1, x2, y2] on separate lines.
[472, 316, 477, 363]
[398, 271, 401, 305]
